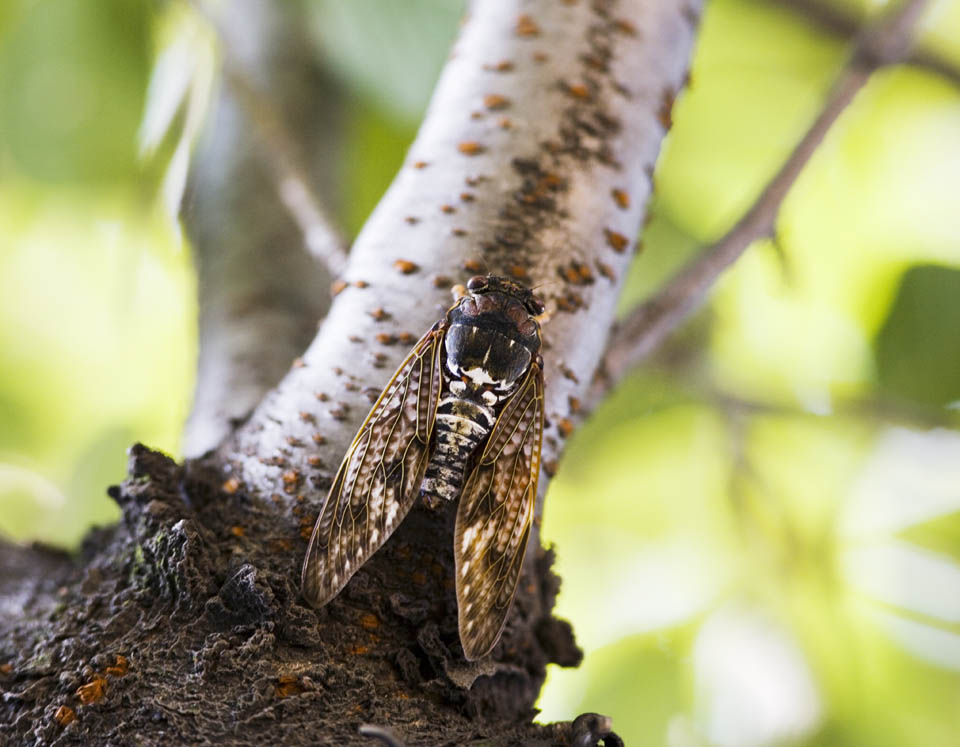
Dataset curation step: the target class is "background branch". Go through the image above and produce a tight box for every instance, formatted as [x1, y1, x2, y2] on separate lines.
[190, 0, 349, 274]
[181, 0, 345, 457]
[774, 0, 960, 86]
[599, 0, 929, 391]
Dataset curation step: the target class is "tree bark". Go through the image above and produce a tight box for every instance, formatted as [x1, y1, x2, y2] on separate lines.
[0, 0, 700, 743]
[182, 0, 343, 457]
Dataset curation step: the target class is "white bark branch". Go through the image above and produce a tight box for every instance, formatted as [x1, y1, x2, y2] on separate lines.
[218, 0, 702, 511]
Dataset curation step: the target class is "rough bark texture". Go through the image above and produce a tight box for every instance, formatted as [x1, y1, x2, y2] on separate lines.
[1, 0, 700, 743]
[0, 446, 585, 745]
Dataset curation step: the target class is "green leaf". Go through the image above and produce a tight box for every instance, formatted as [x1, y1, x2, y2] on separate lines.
[875, 265, 960, 407]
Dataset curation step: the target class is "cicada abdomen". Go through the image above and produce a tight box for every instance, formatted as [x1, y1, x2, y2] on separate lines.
[301, 275, 545, 660]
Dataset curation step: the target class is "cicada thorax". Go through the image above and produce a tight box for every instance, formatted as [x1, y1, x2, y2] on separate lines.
[419, 286, 542, 508]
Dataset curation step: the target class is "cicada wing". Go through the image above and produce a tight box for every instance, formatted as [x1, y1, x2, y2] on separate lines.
[301, 327, 443, 607]
[454, 362, 544, 660]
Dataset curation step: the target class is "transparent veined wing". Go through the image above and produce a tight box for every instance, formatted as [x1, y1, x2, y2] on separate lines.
[454, 362, 544, 660]
[302, 326, 444, 607]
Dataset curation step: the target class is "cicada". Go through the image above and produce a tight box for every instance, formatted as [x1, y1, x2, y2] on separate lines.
[301, 275, 545, 660]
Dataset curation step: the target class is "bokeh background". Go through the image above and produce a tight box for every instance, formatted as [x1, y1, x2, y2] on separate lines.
[2, 0, 959, 744]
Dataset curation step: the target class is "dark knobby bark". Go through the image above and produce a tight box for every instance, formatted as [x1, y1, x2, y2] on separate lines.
[1, 446, 585, 744]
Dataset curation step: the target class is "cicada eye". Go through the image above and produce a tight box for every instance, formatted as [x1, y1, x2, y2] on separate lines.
[467, 275, 488, 292]
[527, 297, 545, 315]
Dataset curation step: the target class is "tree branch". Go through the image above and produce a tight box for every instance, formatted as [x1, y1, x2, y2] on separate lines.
[181, 0, 345, 457]
[219, 0, 701, 513]
[190, 0, 349, 274]
[2, 1, 702, 742]
[599, 0, 929, 391]
[773, 0, 960, 88]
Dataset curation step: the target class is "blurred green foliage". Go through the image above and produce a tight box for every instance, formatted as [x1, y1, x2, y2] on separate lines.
[1, 0, 959, 744]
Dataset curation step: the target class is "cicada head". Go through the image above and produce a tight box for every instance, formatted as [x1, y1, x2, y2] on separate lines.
[444, 275, 544, 393]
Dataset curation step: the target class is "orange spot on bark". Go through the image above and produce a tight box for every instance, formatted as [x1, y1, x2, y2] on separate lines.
[558, 419, 575, 438]
[393, 259, 419, 274]
[230, 526, 245, 538]
[457, 141, 485, 156]
[658, 89, 676, 129]
[54, 705, 76, 726]
[275, 675, 304, 698]
[331, 279, 347, 296]
[604, 229, 629, 253]
[611, 189, 630, 209]
[76, 677, 107, 705]
[221, 478, 240, 495]
[106, 655, 129, 678]
[360, 613, 380, 631]
[515, 14, 540, 36]
[483, 93, 510, 110]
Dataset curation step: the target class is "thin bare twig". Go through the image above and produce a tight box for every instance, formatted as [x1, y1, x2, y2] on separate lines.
[191, 0, 349, 276]
[600, 0, 929, 389]
[774, 0, 960, 88]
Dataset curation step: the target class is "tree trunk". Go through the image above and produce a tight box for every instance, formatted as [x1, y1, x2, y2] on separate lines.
[0, 0, 700, 743]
